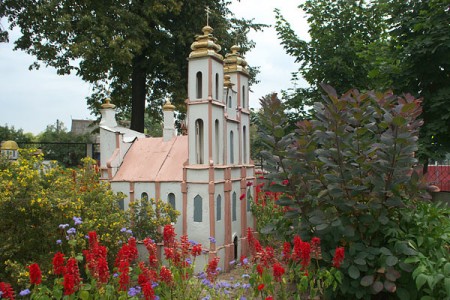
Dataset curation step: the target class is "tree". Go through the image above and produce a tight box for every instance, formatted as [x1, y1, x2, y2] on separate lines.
[274, 0, 389, 121]
[1, 1, 265, 133]
[386, 0, 450, 163]
[275, 0, 450, 163]
[0, 124, 34, 143]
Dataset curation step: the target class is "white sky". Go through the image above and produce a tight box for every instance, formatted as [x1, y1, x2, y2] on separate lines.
[0, 1, 309, 135]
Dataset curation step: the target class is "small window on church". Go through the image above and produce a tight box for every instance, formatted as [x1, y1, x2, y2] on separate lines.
[215, 119, 220, 164]
[195, 119, 204, 164]
[141, 192, 148, 201]
[215, 73, 219, 100]
[230, 130, 234, 164]
[242, 86, 246, 108]
[247, 189, 252, 212]
[168, 193, 176, 210]
[243, 126, 247, 164]
[216, 194, 222, 221]
[228, 96, 232, 108]
[194, 195, 202, 222]
[196, 71, 202, 98]
[232, 192, 237, 221]
[118, 199, 124, 210]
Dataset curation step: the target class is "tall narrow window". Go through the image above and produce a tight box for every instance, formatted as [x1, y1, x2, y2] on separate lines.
[243, 126, 247, 164]
[230, 131, 234, 164]
[168, 193, 176, 210]
[141, 192, 149, 201]
[196, 71, 202, 98]
[247, 190, 251, 212]
[215, 120, 220, 164]
[242, 86, 246, 108]
[228, 96, 232, 108]
[232, 192, 237, 221]
[216, 195, 222, 221]
[215, 73, 219, 100]
[195, 119, 204, 164]
[194, 195, 202, 222]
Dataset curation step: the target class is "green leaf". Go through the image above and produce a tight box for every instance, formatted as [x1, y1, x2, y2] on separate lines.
[348, 265, 360, 279]
[445, 278, 450, 296]
[384, 280, 396, 293]
[360, 275, 374, 287]
[354, 258, 366, 265]
[393, 116, 407, 126]
[379, 247, 393, 256]
[316, 223, 329, 231]
[444, 262, 450, 276]
[260, 224, 275, 234]
[416, 274, 428, 290]
[79, 290, 90, 300]
[396, 287, 410, 300]
[372, 281, 384, 294]
[386, 256, 399, 267]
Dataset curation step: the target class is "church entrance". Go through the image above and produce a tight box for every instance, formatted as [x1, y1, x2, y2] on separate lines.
[233, 235, 238, 260]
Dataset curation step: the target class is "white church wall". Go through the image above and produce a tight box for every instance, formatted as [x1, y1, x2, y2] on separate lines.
[159, 182, 183, 235]
[188, 59, 209, 101]
[99, 129, 117, 169]
[211, 60, 224, 102]
[111, 182, 131, 210]
[186, 185, 210, 248]
[186, 168, 209, 182]
[133, 182, 155, 202]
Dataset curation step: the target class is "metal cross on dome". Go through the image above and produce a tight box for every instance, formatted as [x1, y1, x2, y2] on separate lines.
[205, 6, 211, 26]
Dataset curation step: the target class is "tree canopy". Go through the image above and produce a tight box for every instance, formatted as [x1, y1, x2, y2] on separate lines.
[1, 1, 265, 132]
[275, 0, 450, 161]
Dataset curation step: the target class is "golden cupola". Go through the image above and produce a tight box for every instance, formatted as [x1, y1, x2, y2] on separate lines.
[189, 26, 223, 61]
[224, 45, 249, 75]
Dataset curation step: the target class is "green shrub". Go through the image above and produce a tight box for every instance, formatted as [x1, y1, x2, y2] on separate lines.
[261, 85, 429, 299]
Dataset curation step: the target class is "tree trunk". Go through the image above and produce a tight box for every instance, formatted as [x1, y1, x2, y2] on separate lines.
[130, 53, 147, 133]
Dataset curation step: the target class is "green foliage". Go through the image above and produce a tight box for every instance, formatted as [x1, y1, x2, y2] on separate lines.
[2, 0, 266, 132]
[262, 85, 428, 298]
[0, 124, 35, 143]
[0, 150, 127, 287]
[127, 197, 179, 241]
[388, 201, 450, 299]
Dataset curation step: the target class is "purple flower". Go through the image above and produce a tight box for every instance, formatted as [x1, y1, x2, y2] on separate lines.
[229, 260, 235, 265]
[59, 224, 69, 229]
[151, 282, 158, 288]
[73, 217, 82, 225]
[154, 296, 160, 300]
[19, 289, 31, 296]
[242, 257, 249, 265]
[242, 273, 250, 279]
[197, 272, 206, 279]
[128, 287, 139, 297]
[209, 237, 216, 244]
[56, 239, 62, 245]
[120, 227, 127, 232]
[189, 239, 198, 245]
[67, 227, 76, 235]
[240, 297, 247, 300]
[126, 229, 133, 235]
[113, 273, 119, 277]
[185, 258, 192, 265]
[242, 283, 251, 289]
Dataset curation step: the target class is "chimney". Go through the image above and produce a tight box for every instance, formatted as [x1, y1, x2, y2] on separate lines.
[163, 100, 176, 141]
[99, 98, 118, 127]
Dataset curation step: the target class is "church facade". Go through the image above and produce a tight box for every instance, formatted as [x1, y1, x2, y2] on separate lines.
[99, 25, 255, 270]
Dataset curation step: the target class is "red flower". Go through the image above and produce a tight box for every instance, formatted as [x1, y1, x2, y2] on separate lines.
[144, 238, 158, 268]
[163, 224, 176, 247]
[63, 257, 81, 295]
[311, 237, 320, 247]
[118, 260, 130, 291]
[191, 244, 202, 257]
[332, 247, 345, 268]
[272, 262, 285, 282]
[240, 193, 246, 200]
[258, 283, 265, 291]
[159, 266, 173, 286]
[246, 181, 253, 186]
[282, 179, 289, 185]
[311, 237, 321, 259]
[164, 247, 174, 260]
[141, 282, 155, 300]
[28, 263, 42, 285]
[266, 297, 273, 300]
[256, 264, 264, 276]
[88, 231, 98, 249]
[52, 252, 65, 275]
[97, 257, 109, 284]
[282, 242, 291, 262]
[115, 237, 138, 267]
[0, 282, 15, 300]
[206, 257, 220, 282]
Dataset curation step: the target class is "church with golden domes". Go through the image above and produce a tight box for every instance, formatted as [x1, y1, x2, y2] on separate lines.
[98, 24, 255, 271]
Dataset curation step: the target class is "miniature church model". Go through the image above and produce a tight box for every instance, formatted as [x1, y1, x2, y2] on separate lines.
[99, 25, 255, 270]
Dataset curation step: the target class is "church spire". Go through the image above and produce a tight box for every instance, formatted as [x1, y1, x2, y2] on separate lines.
[224, 45, 249, 75]
[189, 26, 223, 61]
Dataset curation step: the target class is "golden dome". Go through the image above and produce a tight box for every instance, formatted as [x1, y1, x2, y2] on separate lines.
[163, 100, 176, 111]
[224, 45, 249, 75]
[101, 98, 116, 109]
[1, 140, 19, 150]
[223, 74, 234, 89]
[189, 26, 223, 61]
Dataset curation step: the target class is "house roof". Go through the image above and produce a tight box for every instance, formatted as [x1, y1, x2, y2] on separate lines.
[111, 136, 188, 182]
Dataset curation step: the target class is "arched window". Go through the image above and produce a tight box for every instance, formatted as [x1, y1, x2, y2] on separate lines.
[232, 192, 237, 221]
[195, 119, 204, 164]
[247, 189, 252, 212]
[242, 86, 246, 108]
[194, 195, 202, 222]
[230, 130, 234, 164]
[243, 126, 247, 164]
[141, 192, 149, 200]
[215, 73, 219, 100]
[216, 194, 222, 221]
[196, 71, 202, 98]
[168, 193, 176, 210]
[215, 119, 220, 164]
[228, 95, 232, 108]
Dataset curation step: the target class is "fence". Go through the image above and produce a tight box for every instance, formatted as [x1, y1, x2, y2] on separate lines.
[426, 157, 450, 192]
[18, 142, 100, 167]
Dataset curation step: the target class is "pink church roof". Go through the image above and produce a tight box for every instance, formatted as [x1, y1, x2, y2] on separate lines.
[111, 136, 188, 182]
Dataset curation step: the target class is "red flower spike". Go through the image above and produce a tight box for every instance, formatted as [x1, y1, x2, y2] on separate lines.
[258, 283, 265, 291]
[192, 244, 202, 257]
[163, 224, 176, 247]
[118, 260, 130, 291]
[53, 252, 65, 275]
[272, 262, 285, 282]
[28, 263, 42, 285]
[266, 297, 274, 300]
[159, 266, 174, 286]
[206, 257, 220, 282]
[63, 257, 81, 295]
[282, 179, 289, 185]
[282, 242, 291, 262]
[0, 282, 15, 300]
[332, 247, 345, 268]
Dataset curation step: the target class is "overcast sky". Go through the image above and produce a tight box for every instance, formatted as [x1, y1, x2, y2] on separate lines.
[0, 1, 309, 135]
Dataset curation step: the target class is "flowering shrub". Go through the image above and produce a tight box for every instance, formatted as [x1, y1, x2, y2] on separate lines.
[0, 224, 345, 299]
